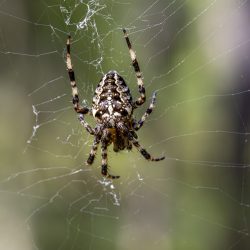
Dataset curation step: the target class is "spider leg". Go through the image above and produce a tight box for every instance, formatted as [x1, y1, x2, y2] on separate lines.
[128, 133, 165, 162]
[123, 28, 146, 107]
[66, 36, 89, 114]
[101, 140, 120, 179]
[133, 91, 157, 131]
[117, 122, 165, 161]
[86, 134, 101, 165]
[78, 114, 95, 135]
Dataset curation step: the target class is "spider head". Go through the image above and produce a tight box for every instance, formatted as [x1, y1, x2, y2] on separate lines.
[102, 127, 130, 152]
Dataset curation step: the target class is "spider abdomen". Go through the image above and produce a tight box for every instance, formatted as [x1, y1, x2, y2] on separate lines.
[92, 70, 133, 127]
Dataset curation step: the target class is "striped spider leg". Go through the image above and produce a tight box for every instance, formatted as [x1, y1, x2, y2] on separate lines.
[123, 29, 158, 131]
[66, 36, 99, 165]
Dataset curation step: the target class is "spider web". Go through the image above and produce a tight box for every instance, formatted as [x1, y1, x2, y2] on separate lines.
[0, 0, 250, 249]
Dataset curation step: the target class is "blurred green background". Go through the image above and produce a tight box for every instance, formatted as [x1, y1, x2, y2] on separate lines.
[0, 0, 250, 249]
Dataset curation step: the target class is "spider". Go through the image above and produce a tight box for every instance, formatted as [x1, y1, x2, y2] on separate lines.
[66, 28, 165, 179]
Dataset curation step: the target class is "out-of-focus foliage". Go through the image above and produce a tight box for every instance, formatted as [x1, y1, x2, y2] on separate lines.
[0, 1, 249, 250]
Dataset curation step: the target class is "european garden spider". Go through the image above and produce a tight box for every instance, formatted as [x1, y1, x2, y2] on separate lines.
[66, 29, 165, 179]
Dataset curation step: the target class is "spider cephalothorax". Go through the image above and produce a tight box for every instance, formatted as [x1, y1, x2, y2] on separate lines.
[66, 29, 165, 179]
